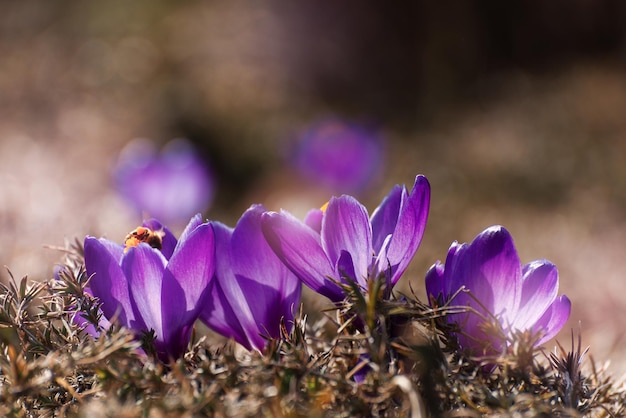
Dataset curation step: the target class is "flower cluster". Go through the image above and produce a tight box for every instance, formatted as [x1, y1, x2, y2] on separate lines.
[262, 175, 430, 303]
[426, 226, 571, 356]
[83, 173, 571, 363]
[84, 215, 214, 361]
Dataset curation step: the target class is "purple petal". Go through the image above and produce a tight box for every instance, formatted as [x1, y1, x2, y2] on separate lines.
[435, 241, 476, 337]
[142, 218, 177, 260]
[84, 237, 137, 329]
[384, 175, 430, 285]
[370, 184, 403, 254]
[164, 221, 214, 312]
[441, 241, 468, 298]
[161, 221, 214, 347]
[425, 261, 445, 303]
[321, 196, 372, 283]
[456, 226, 522, 319]
[262, 211, 344, 302]
[372, 233, 392, 283]
[200, 222, 250, 349]
[304, 208, 323, 234]
[337, 250, 359, 287]
[230, 205, 301, 347]
[514, 260, 559, 330]
[175, 213, 204, 250]
[202, 279, 251, 349]
[122, 244, 168, 338]
[73, 309, 112, 337]
[533, 295, 571, 346]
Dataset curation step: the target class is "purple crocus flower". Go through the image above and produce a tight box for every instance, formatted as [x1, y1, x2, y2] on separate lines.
[425, 225, 571, 356]
[292, 118, 384, 193]
[200, 205, 301, 352]
[84, 215, 214, 361]
[262, 175, 430, 303]
[114, 138, 215, 224]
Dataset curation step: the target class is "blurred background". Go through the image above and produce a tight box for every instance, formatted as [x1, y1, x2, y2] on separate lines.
[2, 0, 626, 373]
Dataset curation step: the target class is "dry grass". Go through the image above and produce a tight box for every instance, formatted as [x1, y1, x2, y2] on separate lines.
[0, 241, 622, 417]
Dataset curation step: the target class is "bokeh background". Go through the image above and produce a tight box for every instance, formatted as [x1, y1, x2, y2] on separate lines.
[2, 1, 626, 373]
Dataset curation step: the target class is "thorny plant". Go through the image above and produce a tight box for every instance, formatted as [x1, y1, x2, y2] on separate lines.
[0, 240, 623, 417]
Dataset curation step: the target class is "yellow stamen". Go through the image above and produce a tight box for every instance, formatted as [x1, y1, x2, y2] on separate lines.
[320, 201, 329, 213]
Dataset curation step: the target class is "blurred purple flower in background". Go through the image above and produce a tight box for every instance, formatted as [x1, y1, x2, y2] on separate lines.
[292, 118, 385, 193]
[201, 205, 301, 352]
[114, 138, 215, 224]
[262, 175, 430, 303]
[84, 215, 214, 361]
[426, 225, 571, 356]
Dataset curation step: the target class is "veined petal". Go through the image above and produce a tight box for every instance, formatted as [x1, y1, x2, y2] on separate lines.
[84, 237, 136, 329]
[232, 206, 295, 295]
[372, 233, 392, 281]
[514, 260, 559, 330]
[231, 205, 301, 348]
[262, 211, 343, 302]
[337, 250, 359, 287]
[175, 213, 204, 251]
[370, 184, 403, 253]
[200, 222, 250, 349]
[321, 195, 372, 283]
[164, 221, 214, 313]
[161, 221, 214, 345]
[201, 279, 251, 349]
[384, 175, 430, 285]
[142, 218, 177, 260]
[123, 244, 168, 340]
[93, 238, 125, 263]
[457, 226, 522, 318]
[533, 295, 571, 346]
[441, 241, 468, 298]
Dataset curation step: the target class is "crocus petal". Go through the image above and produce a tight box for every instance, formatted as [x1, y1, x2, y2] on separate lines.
[230, 205, 301, 348]
[429, 225, 571, 357]
[142, 218, 177, 260]
[384, 175, 430, 285]
[514, 260, 559, 330]
[321, 196, 372, 284]
[372, 233, 392, 282]
[205, 280, 251, 348]
[337, 250, 359, 287]
[174, 213, 204, 251]
[370, 184, 403, 253]
[84, 237, 137, 329]
[425, 261, 445, 302]
[533, 295, 571, 346]
[441, 241, 468, 298]
[262, 211, 344, 302]
[73, 307, 112, 338]
[123, 244, 168, 340]
[164, 221, 214, 313]
[161, 221, 214, 349]
[304, 208, 323, 234]
[455, 226, 522, 318]
[200, 222, 250, 349]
